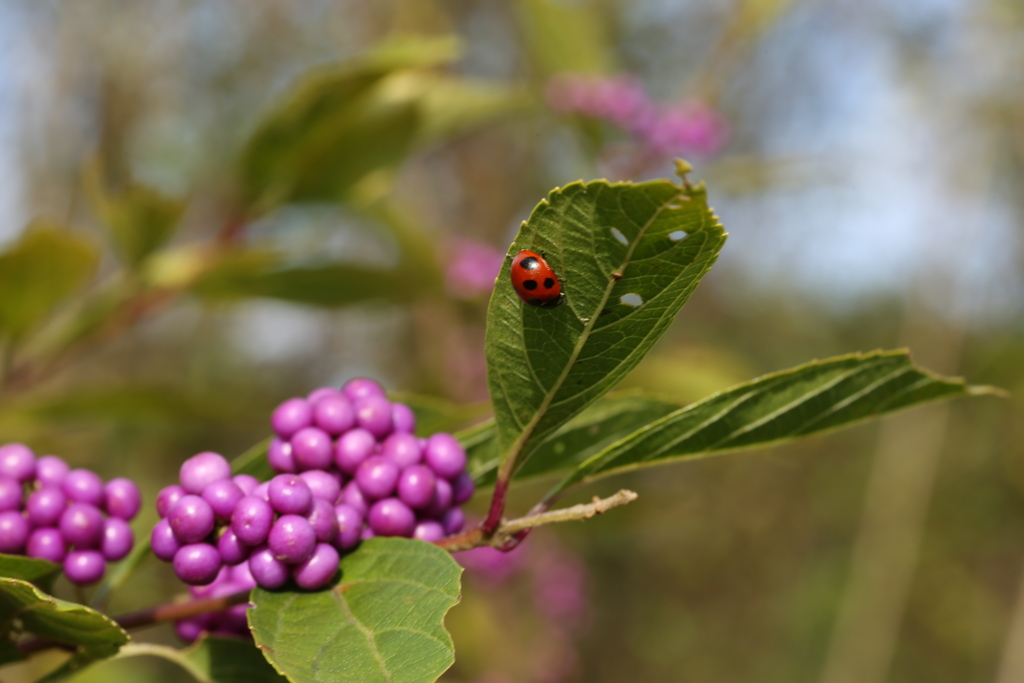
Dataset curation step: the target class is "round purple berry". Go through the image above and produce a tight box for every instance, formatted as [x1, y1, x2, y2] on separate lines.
[156, 484, 186, 517]
[442, 506, 465, 535]
[413, 520, 446, 543]
[233, 474, 260, 496]
[361, 527, 376, 540]
[231, 496, 274, 547]
[175, 617, 208, 643]
[290, 427, 333, 471]
[355, 396, 394, 439]
[306, 498, 337, 543]
[334, 429, 376, 475]
[267, 437, 296, 474]
[173, 543, 223, 585]
[0, 511, 29, 553]
[104, 478, 141, 521]
[397, 465, 437, 509]
[355, 456, 399, 500]
[368, 498, 416, 538]
[202, 480, 245, 521]
[268, 515, 316, 565]
[151, 518, 182, 561]
[424, 434, 467, 480]
[0, 443, 35, 483]
[35, 455, 69, 488]
[271, 398, 312, 438]
[101, 517, 134, 561]
[27, 528, 66, 563]
[168, 495, 215, 544]
[252, 482, 270, 502]
[293, 543, 339, 590]
[248, 546, 289, 589]
[307, 386, 340, 404]
[179, 452, 231, 495]
[380, 433, 422, 469]
[451, 471, 476, 505]
[64, 550, 105, 585]
[268, 474, 313, 516]
[334, 504, 363, 550]
[0, 477, 23, 512]
[26, 487, 66, 527]
[312, 394, 355, 436]
[217, 528, 251, 566]
[299, 470, 341, 503]
[62, 469, 104, 506]
[423, 478, 453, 519]
[391, 403, 416, 434]
[340, 481, 368, 517]
[342, 378, 385, 402]
[58, 503, 104, 548]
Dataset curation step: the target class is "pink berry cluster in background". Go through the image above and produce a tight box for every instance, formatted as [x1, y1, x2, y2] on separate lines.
[175, 562, 256, 643]
[545, 74, 730, 159]
[0, 443, 140, 585]
[151, 378, 475, 597]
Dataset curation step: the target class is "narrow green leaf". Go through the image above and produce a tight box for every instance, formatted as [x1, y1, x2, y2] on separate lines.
[415, 76, 531, 145]
[518, 0, 611, 76]
[558, 350, 998, 490]
[0, 553, 60, 591]
[486, 171, 726, 476]
[88, 174, 184, 265]
[231, 436, 274, 482]
[0, 578, 127, 666]
[0, 223, 99, 341]
[388, 392, 491, 437]
[249, 537, 462, 683]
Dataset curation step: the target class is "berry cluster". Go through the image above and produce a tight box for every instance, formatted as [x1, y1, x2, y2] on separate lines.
[153, 379, 474, 594]
[0, 443, 140, 585]
[175, 563, 256, 643]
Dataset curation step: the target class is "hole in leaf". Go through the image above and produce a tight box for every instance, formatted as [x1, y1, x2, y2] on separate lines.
[620, 293, 643, 307]
[610, 228, 628, 245]
[669, 231, 687, 241]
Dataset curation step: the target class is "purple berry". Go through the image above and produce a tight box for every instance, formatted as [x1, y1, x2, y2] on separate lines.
[355, 457, 399, 500]
[248, 546, 289, 589]
[290, 427, 333, 471]
[104, 478, 141, 520]
[0, 511, 29, 553]
[189, 566, 230, 597]
[202, 480, 245, 521]
[0, 443, 35, 482]
[231, 496, 274, 546]
[26, 528, 66, 563]
[267, 437, 296, 474]
[306, 498, 337, 543]
[334, 429, 376, 475]
[268, 515, 316, 565]
[312, 394, 355, 436]
[355, 396, 393, 439]
[173, 543, 222, 585]
[380, 433, 422, 469]
[299, 470, 341, 503]
[368, 498, 415, 538]
[334, 504, 363, 550]
[442, 506, 465, 535]
[293, 543, 339, 590]
[252, 482, 270, 501]
[35, 455, 69, 488]
[268, 473, 314, 515]
[342, 378, 385, 402]
[101, 517, 134, 561]
[233, 474, 260, 496]
[423, 478, 453, 519]
[58, 503, 104, 548]
[175, 617, 208, 643]
[26, 487, 66, 527]
[413, 520, 446, 543]
[230, 561, 255, 586]
[168, 495, 215, 544]
[151, 518, 181, 561]
[451, 471, 475, 505]
[179, 452, 231, 495]
[62, 469, 104, 506]
[0, 477, 23, 512]
[397, 465, 437, 509]
[156, 484, 186, 517]
[217, 528, 251, 566]
[271, 398, 312, 438]
[424, 434, 467, 480]
[214, 603, 250, 634]
[360, 527, 376, 540]
[340, 481, 368, 517]
[307, 386, 340, 404]
[391, 403, 416, 434]
[64, 550, 105, 585]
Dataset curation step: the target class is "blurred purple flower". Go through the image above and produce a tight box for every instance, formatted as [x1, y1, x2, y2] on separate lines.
[647, 100, 730, 159]
[444, 238, 505, 299]
[532, 545, 588, 625]
[455, 543, 528, 584]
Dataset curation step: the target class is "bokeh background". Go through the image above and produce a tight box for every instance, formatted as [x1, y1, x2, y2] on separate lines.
[0, 1, 1021, 682]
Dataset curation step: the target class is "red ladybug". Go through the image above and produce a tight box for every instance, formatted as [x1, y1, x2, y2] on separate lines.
[510, 250, 564, 308]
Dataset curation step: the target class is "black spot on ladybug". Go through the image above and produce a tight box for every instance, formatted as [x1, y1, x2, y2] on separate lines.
[543, 278, 555, 289]
[523, 280, 538, 291]
[519, 257, 539, 271]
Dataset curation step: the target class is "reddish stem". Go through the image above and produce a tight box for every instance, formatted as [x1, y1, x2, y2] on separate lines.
[481, 477, 509, 535]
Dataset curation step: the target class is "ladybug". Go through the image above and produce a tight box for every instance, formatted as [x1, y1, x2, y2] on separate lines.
[510, 250, 564, 308]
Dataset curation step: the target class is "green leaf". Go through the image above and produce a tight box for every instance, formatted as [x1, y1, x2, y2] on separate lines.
[415, 76, 531, 145]
[231, 436, 274, 483]
[0, 222, 99, 341]
[0, 554, 60, 592]
[88, 174, 184, 266]
[0, 578, 127, 666]
[485, 170, 726, 477]
[518, 0, 611, 76]
[249, 537, 462, 683]
[555, 350, 998, 491]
